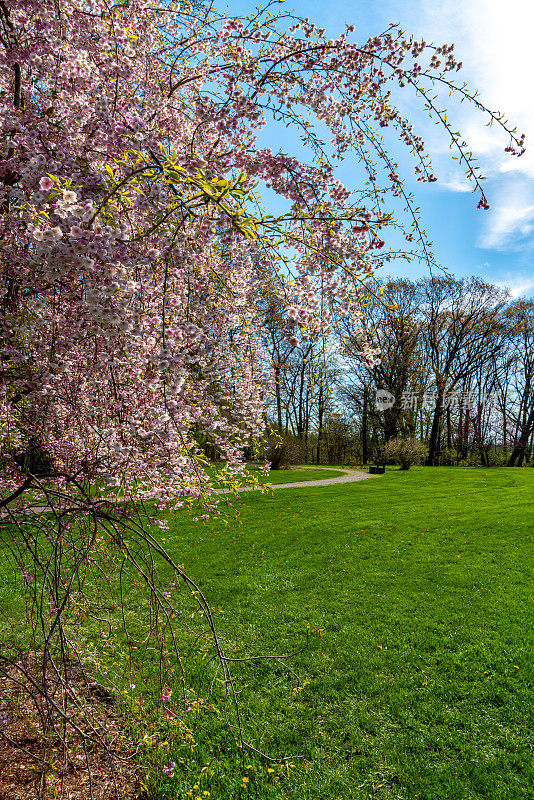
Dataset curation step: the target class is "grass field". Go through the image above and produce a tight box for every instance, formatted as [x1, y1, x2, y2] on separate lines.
[149, 467, 534, 800]
[247, 466, 348, 484]
[1, 468, 533, 800]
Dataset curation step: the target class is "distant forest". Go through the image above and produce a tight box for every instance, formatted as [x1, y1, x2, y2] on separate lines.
[260, 276, 534, 467]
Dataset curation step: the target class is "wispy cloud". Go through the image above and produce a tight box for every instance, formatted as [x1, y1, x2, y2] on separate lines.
[478, 181, 534, 250]
[495, 276, 534, 299]
[408, 0, 534, 179]
[439, 174, 472, 193]
[271, 0, 534, 258]
[383, 0, 534, 252]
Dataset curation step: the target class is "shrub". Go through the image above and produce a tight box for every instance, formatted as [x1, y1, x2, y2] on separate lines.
[258, 430, 305, 469]
[383, 438, 428, 470]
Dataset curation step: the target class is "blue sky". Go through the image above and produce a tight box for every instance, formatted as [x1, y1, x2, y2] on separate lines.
[222, 0, 534, 297]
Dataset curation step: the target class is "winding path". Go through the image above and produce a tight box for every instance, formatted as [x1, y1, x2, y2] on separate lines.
[224, 466, 377, 493]
[0, 469, 378, 518]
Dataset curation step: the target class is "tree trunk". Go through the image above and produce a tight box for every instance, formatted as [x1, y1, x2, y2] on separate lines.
[509, 401, 534, 466]
[426, 397, 444, 465]
[361, 388, 368, 464]
[316, 382, 324, 464]
[304, 388, 309, 463]
[274, 365, 282, 431]
[383, 407, 399, 442]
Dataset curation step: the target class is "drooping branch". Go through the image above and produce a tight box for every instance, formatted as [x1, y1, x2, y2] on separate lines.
[0, 476, 33, 509]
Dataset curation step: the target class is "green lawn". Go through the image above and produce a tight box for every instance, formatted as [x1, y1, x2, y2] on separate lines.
[150, 468, 534, 800]
[249, 466, 348, 484]
[1, 468, 533, 800]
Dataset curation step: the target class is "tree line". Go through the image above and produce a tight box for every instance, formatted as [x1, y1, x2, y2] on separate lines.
[261, 276, 534, 467]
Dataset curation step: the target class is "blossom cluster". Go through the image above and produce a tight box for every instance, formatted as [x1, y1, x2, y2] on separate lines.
[0, 0, 522, 512]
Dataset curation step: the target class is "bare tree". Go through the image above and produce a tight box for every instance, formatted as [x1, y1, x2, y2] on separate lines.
[420, 277, 509, 464]
[503, 301, 534, 466]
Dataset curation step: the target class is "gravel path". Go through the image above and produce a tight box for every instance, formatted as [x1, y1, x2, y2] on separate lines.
[222, 466, 377, 492]
[1, 469, 377, 517]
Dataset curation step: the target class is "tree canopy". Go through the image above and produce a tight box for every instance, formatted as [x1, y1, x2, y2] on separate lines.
[0, 0, 524, 785]
[0, 0, 524, 513]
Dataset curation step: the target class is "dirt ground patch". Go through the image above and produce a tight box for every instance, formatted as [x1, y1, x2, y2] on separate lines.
[0, 658, 141, 799]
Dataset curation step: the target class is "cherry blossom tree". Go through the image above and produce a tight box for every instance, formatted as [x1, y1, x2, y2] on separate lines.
[0, 0, 524, 788]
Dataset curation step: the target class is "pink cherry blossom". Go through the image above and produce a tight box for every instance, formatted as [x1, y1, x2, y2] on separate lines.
[0, 0, 522, 519]
[39, 176, 54, 192]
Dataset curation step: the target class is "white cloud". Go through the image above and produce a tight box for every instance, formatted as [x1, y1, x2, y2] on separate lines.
[495, 276, 534, 299]
[286, 0, 534, 252]
[439, 174, 472, 193]
[456, 0, 534, 178]
[420, 0, 533, 179]
[478, 185, 534, 250]
[377, 0, 534, 252]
